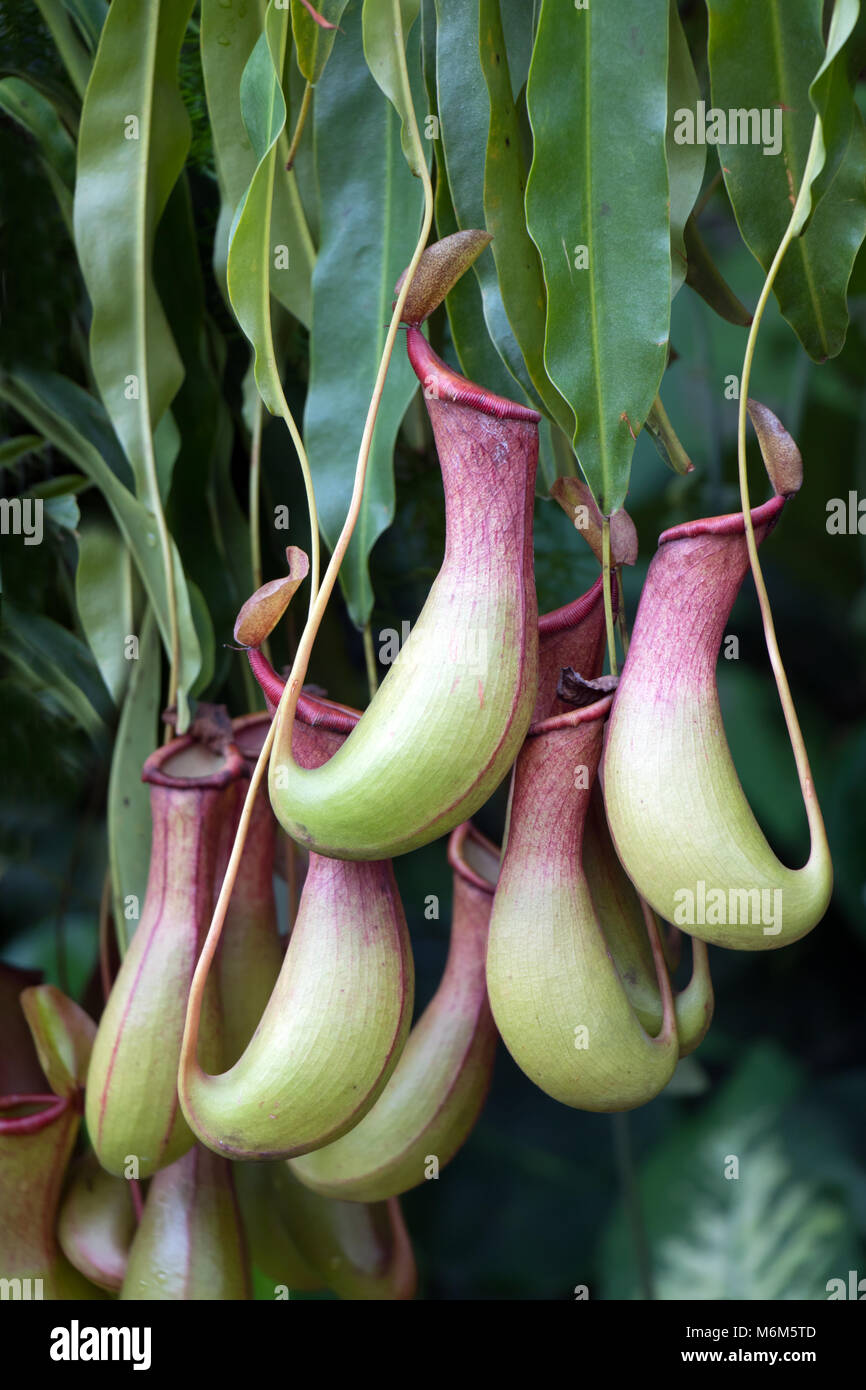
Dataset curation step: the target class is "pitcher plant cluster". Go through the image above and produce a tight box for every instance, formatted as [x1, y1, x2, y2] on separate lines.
[1, 0, 861, 1301]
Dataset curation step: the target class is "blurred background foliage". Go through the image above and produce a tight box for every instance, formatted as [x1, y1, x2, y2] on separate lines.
[1, 0, 865, 1299]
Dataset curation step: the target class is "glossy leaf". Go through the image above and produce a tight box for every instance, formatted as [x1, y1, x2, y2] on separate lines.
[235, 7, 315, 329]
[419, 0, 519, 401]
[0, 435, 46, 468]
[0, 602, 110, 749]
[34, 0, 91, 98]
[683, 214, 753, 326]
[200, 0, 266, 298]
[228, 0, 313, 434]
[74, 0, 193, 500]
[799, 0, 862, 229]
[75, 520, 136, 705]
[73, 0, 200, 724]
[303, 1, 425, 625]
[499, 0, 533, 100]
[433, 0, 536, 400]
[666, 0, 705, 299]
[0, 371, 201, 718]
[0, 77, 76, 231]
[707, 0, 866, 360]
[479, 0, 571, 433]
[107, 607, 159, 956]
[525, 0, 671, 512]
[362, 0, 422, 176]
[61, 0, 108, 53]
[200, 1, 264, 207]
[292, 0, 350, 84]
[155, 175, 251, 695]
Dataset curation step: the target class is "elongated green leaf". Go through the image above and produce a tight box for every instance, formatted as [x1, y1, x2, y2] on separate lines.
[200, 0, 267, 304]
[75, 520, 135, 705]
[292, 0, 350, 84]
[187, 580, 216, 698]
[499, 0, 533, 101]
[801, 0, 862, 227]
[0, 371, 200, 715]
[683, 214, 753, 326]
[34, 0, 91, 98]
[229, 1, 313, 410]
[785, 107, 866, 356]
[201, 0, 267, 210]
[362, 0, 422, 176]
[304, 0, 424, 625]
[73, 0, 199, 725]
[108, 606, 159, 955]
[27, 474, 90, 500]
[286, 44, 320, 246]
[433, 0, 537, 402]
[707, 0, 866, 360]
[152, 176, 251, 698]
[419, 0, 517, 400]
[0, 436, 46, 468]
[74, 0, 193, 499]
[0, 77, 76, 231]
[479, 0, 571, 433]
[666, 0, 705, 298]
[525, 0, 671, 512]
[0, 603, 110, 749]
[61, 0, 108, 53]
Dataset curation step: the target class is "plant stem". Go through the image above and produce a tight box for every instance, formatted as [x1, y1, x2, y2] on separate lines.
[285, 80, 313, 170]
[601, 517, 618, 677]
[735, 116, 831, 877]
[612, 1111, 655, 1300]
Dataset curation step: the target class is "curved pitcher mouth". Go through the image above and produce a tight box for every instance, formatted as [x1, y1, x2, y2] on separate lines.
[448, 821, 500, 894]
[142, 734, 247, 789]
[538, 576, 606, 634]
[245, 649, 362, 734]
[231, 712, 271, 763]
[659, 493, 785, 546]
[405, 326, 541, 423]
[0, 1091, 71, 1134]
[296, 690, 361, 734]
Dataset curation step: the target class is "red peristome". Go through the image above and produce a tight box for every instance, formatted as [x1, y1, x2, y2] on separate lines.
[0, 1092, 69, 1135]
[538, 576, 605, 635]
[534, 577, 608, 723]
[659, 493, 785, 545]
[447, 822, 499, 897]
[247, 648, 286, 715]
[246, 649, 361, 735]
[142, 736, 246, 790]
[406, 326, 541, 423]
